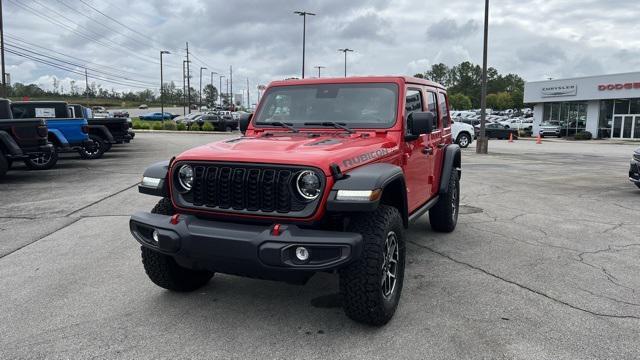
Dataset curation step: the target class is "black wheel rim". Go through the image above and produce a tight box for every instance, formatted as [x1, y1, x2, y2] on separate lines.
[381, 231, 399, 299]
[85, 140, 100, 156]
[32, 152, 51, 165]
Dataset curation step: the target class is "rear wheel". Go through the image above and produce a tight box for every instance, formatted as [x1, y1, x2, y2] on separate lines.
[0, 152, 8, 178]
[78, 135, 106, 159]
[24, 148, 58, 170]
[141, 198, 214, 292]
[429, 168, 460, 233]
[339, 205, 405, 326]
[225, 125, 232, 132]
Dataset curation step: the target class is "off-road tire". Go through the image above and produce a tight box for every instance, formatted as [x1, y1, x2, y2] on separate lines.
[456, 132, 471, 148]
[103, 142, 112, 152]
[78, 135, 106, 160]
[141, 198, 214, 292]
[429, 168, 460, 232]
[225, 126, 232, 132]
[24, 148, 58, 170]
[636, 183, 640, 190]
[0, 152, 8, 178]
[339, 205, 405, 326]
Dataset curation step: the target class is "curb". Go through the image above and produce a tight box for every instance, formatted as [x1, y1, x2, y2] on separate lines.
[132, 129, 237, 135]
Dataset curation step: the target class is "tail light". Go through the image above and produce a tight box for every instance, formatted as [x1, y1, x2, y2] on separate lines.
[37, 125, 48, 138]
[81, 125, 89, 134]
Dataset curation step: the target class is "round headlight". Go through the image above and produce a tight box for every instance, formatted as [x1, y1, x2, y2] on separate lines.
[296, 170, 321, 200]
[177, 164, 194, 192]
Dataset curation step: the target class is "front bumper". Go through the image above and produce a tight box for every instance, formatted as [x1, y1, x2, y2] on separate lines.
[130, 212, 362, 281]
[630, 157, 640, 184]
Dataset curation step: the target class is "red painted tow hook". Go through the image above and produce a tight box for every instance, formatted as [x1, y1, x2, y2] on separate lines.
[272, 224, 282, 236]
[170, 214, 181, 225]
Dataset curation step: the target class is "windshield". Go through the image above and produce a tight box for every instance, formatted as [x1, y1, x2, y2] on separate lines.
[254, 83, 399, 128]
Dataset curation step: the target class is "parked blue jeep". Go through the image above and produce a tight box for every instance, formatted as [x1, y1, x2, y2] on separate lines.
[11, 101, 98, 168]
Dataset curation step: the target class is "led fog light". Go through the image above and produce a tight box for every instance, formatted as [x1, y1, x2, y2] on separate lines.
[295, 246, 310, 262]
[152, 230, 160, 244]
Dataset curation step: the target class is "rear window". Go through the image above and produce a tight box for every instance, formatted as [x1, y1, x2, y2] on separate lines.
[12, 103, 70, 119]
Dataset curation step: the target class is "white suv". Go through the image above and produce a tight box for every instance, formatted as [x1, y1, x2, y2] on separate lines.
[452, 120, 475, 148]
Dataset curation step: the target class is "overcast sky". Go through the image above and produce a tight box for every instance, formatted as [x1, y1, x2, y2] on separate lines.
[4, 0, 640, 96]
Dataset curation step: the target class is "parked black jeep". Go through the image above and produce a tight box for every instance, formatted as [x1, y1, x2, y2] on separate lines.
[630, 147, 640, 189]
[69, 104, 134, 152]
[0, 99, 54, 177]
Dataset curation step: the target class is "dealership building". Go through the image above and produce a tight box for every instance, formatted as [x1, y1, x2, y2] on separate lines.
[524, 72, 640, 139]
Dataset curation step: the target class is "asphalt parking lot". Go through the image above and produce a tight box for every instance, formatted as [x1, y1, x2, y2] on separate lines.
[1, 133, 639, 359]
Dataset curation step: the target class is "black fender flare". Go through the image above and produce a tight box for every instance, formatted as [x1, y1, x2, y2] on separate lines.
[87, 125, 115, 143]
[326, 163, 409, 228]
[439, 144, 462, 194]
[138, 160, 170, 197]
[0, 130, 23, 156]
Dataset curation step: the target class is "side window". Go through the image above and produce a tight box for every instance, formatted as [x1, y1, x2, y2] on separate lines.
[426, 91, 438, 126]
[438, 92, 450, 128]
[405, 89, 423, 115]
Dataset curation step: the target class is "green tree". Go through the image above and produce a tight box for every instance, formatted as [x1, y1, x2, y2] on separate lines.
[449, 93, 473, 110]
[426, 63, 450, 86]
[203, 84, 218, 105]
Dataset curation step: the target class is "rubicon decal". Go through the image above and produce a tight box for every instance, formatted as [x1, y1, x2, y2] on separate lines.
[342, 148, 390, 168]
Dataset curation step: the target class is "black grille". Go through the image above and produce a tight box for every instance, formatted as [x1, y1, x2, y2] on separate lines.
[178, 163, 321, 216]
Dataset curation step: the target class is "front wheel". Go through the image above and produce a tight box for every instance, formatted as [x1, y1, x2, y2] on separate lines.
[24, 148, 58, 170]
[429, 168, 460, 233]
[225, 125, 232, 132]
[456, 133, 471, 148]
[0, 152, 8, 178]
[339, 205, 405, 326]
[141, 198, 214, 292]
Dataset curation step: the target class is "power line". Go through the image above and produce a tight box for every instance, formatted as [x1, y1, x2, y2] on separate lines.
[76, 0, 157, 44]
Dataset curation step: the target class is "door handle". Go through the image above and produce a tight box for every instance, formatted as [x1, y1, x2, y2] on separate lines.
[422, 147, 433, 155]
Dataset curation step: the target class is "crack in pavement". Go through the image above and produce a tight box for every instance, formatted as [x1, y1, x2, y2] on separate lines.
[64, 183, 139, 217]
[407, 240, 640, 320]
[0, 218, 83, 260]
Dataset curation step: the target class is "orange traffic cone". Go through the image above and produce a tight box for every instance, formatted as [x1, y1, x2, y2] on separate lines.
[536, 134, 542, 144]
[508, 133, 514, 143]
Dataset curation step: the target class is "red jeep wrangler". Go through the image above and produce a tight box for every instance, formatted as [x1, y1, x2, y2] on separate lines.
[131, 76, 461, 325]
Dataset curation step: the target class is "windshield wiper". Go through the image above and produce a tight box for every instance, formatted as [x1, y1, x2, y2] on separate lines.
[304, 121, 355, 134]
[255, 121, 299, 133]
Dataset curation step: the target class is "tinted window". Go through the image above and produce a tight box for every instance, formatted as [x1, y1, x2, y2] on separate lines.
[405, 89, 423, 115]
[438, 92, 450, 128]
[255, 83, 399, 128]
[426, 92, 438, 125]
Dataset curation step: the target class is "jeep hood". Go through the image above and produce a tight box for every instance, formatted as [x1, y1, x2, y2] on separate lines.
[175, 132, 401, 175]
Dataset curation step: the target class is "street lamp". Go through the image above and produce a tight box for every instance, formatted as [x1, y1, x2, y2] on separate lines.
[314, 65, 325, 78]
[338, 48, 354, 77]
[294, 11, 316, 79]
[199, 67, 207, 111]
[476, 0, 490, 154]
[219, 75, 225, 108]
[210, 71, 218, 107]
[160, 50, 170, 126]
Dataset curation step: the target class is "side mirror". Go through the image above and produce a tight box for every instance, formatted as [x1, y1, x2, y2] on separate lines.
[405, 111, 435, 141]
[239, 113, 253, 134]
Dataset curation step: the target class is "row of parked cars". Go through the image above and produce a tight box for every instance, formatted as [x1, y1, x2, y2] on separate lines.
[451, 111, 533, 140]
[174, 110, 242, 132]
[0, 99, 135, 178]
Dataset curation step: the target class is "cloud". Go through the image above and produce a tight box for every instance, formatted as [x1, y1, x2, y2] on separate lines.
[427, 19, 480, 40]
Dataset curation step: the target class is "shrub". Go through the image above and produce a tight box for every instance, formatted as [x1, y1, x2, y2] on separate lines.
[202, 122, 215, 132]
[574, 131, 593, 140]
[132, 120, 142, 129]
[189, 123, 200, 131]
[151, 122, 163, 131]
[176, 123, 186, 131]
[163, 121, 177, 130]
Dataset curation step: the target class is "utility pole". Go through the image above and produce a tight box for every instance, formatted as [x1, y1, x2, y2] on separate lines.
[160, 50, 170, 125]
[229, 65, 233, 110]
[85, 68, 89, 106]
[185, 42, 192, 114]
[182, 60, 186, 115]
[199, 66, 207, 110]
[0, 0, 6, 98]
[219, 75, 225, 108]
[314, 65, 325, 78]
[226, 78, 229, 108]
[476, 0, 490, 154]
[338, 49, 354, 77]
[210, 71, 217, 106]
[294, 11, 316, 79]
[246, 78, 250, 110]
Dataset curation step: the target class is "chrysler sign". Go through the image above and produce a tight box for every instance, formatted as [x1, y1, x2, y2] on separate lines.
[541, 84, 577, 97]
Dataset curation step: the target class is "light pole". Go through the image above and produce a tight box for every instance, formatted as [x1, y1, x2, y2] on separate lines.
[0, 0, 6, 98]
[219, 75, 225, 108]
[160, 50, 170, 126]
[476, 0, 490, 154]
[294, 11, 316, 79]
[314, 65, 325, 78]
[338, 48, 354, 77]
[199, 67, 207, 111]
[210, 71, 218, 108]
